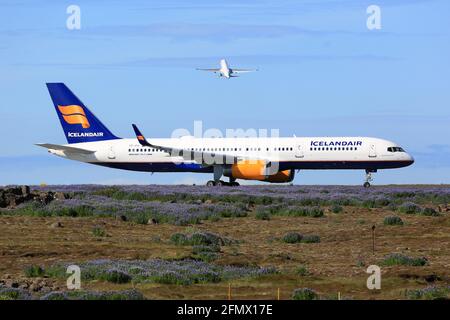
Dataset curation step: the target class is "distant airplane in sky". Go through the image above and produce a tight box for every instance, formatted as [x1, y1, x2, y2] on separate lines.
[196, 59, 258, 78]
[37, 84, 414, 187]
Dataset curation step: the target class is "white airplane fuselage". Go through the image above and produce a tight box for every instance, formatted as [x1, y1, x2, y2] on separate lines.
[48, 136, 414, 175]
[219, 59, 231, 78]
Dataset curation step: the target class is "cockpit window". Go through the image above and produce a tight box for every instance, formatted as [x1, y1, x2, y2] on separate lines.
[387, 147, 405, 152]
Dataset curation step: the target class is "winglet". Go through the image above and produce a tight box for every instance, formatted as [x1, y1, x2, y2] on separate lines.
[132, 124, 152, 147]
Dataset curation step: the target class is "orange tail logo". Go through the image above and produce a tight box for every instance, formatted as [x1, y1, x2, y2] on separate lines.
[58, 105, 90, 129]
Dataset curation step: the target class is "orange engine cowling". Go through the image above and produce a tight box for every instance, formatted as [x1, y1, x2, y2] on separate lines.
[264, 169, 295, 183]
[223, 160, 295, 183]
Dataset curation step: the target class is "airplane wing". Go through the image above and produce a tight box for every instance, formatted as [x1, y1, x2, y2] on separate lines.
[35, 143, 95, 154]
[196, 68, 220, 72]
[231, 68, 258, 74]
[132, 124, 270, 166]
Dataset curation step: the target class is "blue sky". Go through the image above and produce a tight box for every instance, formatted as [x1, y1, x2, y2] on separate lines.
[0, 0, 449, 185]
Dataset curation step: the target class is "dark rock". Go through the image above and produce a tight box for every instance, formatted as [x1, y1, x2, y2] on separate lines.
[116, 215, 128, 222]
[424, 274, 441, 283]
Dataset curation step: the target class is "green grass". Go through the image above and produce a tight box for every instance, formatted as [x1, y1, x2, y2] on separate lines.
[296, 265, 310, 276]
[406, 286, 450, 300]
[24, 265, 45, 277]
[92, 226, 107, 237]
[382, 254, 428, 266]
[383, 216, 404, 226]
[292, 288, 319, 300]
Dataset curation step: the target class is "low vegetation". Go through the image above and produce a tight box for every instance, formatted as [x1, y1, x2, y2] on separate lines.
[282, 232, 320, 244]
[406, 286, 450, 300]
[383, 216, 404, 226]
[292, 288, 319, 300]
[382, 254, 428, 267]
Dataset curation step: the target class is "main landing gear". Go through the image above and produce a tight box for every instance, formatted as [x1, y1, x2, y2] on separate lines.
[206, 166, 240, 186]
[206, 180, 240, 187]
[363, 169, 376, 188]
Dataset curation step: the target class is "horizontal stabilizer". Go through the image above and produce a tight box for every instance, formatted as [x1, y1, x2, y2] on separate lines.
[35, 143, 95, 154]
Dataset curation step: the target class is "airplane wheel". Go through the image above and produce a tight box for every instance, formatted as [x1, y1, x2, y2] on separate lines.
[231, 182, 240, 187]
[206, 180, 216, 187]
[363, 182, 371, 188]
[216, 180, 224, 186]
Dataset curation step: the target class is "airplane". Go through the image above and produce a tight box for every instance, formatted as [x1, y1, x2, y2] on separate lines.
[196, 59, 257, 78]
[36, 83, 414, 187]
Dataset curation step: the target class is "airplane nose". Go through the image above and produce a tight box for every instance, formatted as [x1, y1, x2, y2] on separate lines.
[407, 154, 414, 165]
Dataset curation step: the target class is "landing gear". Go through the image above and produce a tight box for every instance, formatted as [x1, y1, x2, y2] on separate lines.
[205, 180, 240, 187]
[363, 169, 375, 188]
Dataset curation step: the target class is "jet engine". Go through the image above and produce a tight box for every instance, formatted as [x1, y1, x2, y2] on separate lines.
[223, 160, 295, 183]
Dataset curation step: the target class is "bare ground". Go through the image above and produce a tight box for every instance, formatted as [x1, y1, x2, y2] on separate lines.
[0, 206, 449, 299]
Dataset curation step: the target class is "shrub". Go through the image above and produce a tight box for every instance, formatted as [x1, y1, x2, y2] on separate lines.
[398, 202, 422, 214]
[406, 286, 450, 300]
[192, 245, 221, 254]
[92, 226, 106, 237]
[100, 269, 131, 284]
[282, 232, 303, 244]
[170, 232, 225, 246]
[296, 265, 309, 276]
[219, 208, 248, 218]
[255, 210, 271, 220]
[292, 288, 319, 300]
[170, 233, 190, 245]
[192, 245, 220, 262]
[383, 216, 404, 226]
[190, 232, 223, 246]
[133, 212, 151, 225]
[24, 265, 45, 277]
[331, 205, 343, 213]
[301, 235, 321, 243]
[0, 286, 32, 300]
[194, 251, 219, 263]
[421, 207, 440, 217]
[279, 206, 324, 218]
[382, 253, 428, 267]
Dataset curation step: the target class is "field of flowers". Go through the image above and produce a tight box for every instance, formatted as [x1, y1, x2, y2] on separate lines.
[3, 185, 448, 225]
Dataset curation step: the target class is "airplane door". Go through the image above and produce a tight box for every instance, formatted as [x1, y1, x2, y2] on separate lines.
[295, 144, 304, 158]
[369, 144, 377, 158]
[108, 146, 116, 160]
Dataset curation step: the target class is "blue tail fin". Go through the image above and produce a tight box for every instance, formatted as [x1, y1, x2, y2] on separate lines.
[46, 83, 120, 144]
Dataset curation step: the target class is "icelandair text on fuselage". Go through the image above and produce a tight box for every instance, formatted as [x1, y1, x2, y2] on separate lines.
[68, 132, 104, 138]
[311, 140, 363, 147]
